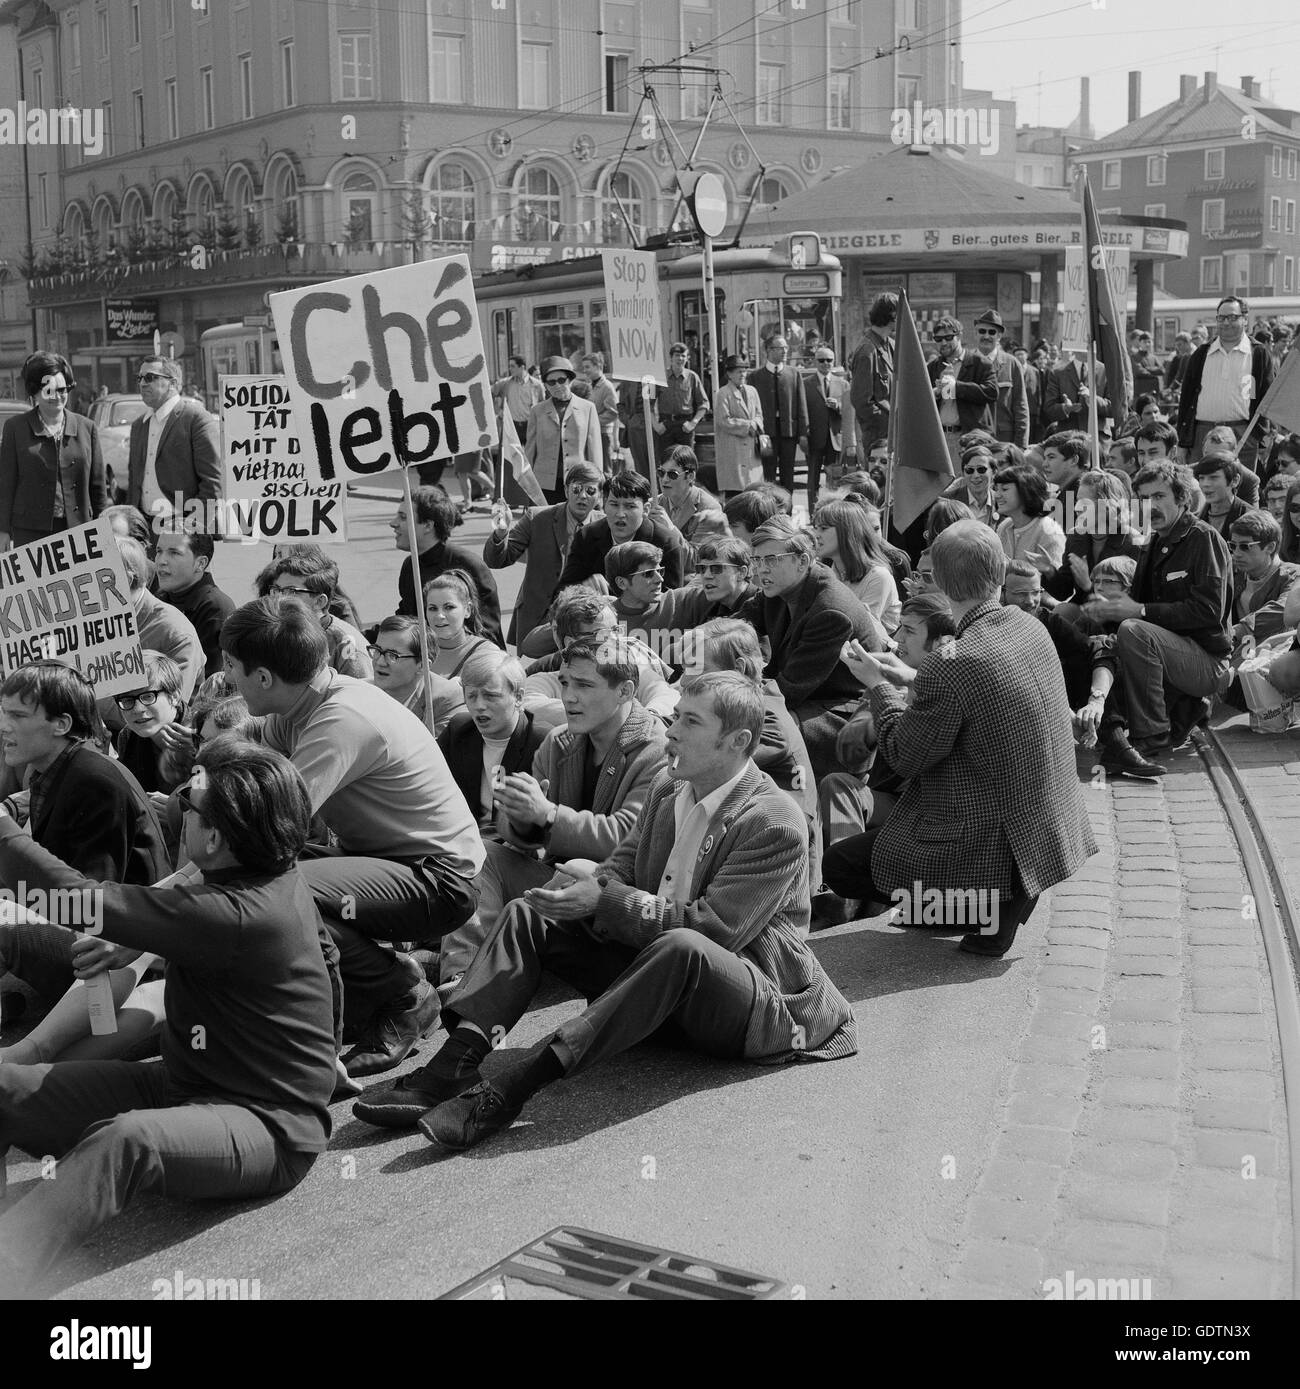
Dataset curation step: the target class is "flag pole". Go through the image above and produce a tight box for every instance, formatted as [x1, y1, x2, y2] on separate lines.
[881, 289, 902, 542]
[401, 466, 437, 734]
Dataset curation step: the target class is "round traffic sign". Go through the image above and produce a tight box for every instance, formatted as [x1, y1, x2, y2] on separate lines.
[691, 172, 728, 238]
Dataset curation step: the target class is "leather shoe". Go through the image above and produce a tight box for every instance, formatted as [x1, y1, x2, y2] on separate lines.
[959, 929, 1017, 957]
[1132, 732, 1173, 758]
[418, 1080, 523, 1150]
[341, 981, 440, 1078]
[810, 890, 856, 930]
[352, 1065, 483, 1129]
[1099, 733, 1166, 780]
[331, 1058, 364, 1103]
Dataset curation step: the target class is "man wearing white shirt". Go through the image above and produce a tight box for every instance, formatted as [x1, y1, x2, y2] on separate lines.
[126, 358, 222, 533]
[1176, 296, 1276, 469]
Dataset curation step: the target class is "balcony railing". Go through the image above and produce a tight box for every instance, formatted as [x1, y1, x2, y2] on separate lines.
[25, 240, 474, 304]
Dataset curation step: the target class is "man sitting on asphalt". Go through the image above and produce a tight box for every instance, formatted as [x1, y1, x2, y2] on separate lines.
[554, 470, 685, 595]
[823, 520, 1096, 957]
[353, 671, 857, 1141]
[743, 514, 887, 778]
[521, 587, 678, 726]
[1090, 461, 1233, 779]
[153, 529, 235, 678]
[0, 739, 336, 1298]
[1194, 451, 1256, 541]
[219, 598, 483, 1079]
[447, 636, 668, 993]
[0, 662, 170, 1012]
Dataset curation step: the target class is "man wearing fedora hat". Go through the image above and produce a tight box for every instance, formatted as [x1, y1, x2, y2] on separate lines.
[973, 309, 1028, 449]
[524, 356, 603, 505]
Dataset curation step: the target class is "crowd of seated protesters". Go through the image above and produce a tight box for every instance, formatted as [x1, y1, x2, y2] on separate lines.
[10, 420, 1300, 1293]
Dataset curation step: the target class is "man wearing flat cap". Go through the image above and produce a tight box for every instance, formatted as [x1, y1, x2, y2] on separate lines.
[525, 356, 604, 505]
[973, 309, 1028, 449]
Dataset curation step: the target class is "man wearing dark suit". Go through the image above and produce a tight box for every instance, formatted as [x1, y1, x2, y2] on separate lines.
[1042, 354, 1113, 445]
[127, 357, 221, 530]
[484, 463, 603, 647]
[0, 663, 169, 1007]
[824, 520, 1096, 956]
[848, 293, 897, 458]
[554, 469, 684, 597]
[972, 310, 1029, 448]
[803, 347, 853, 511]
[743, 515, 887, 781]
[353, 671, 856, 1140]
[927, 317, 996, 467]
[748, 336, 808, 493]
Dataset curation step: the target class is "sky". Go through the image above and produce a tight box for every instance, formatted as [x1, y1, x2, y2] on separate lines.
[960, 0, 1300, 137]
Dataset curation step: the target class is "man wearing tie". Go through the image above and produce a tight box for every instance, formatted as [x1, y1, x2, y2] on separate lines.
[749, 336, 809, 494]
[127, 357, 222, 534]
[802, 347, 854, 511]
[1042, 352, 1113, 446]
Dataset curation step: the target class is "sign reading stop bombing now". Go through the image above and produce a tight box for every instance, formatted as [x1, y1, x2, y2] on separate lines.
[601, 248, 666, 386]
[1060, 245, 1131, 355]
[269, 254, 497, 481]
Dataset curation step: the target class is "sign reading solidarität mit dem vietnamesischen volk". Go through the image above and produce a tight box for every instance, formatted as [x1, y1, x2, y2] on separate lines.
[0, 518, 144, 696]
[219, 375, 348, 542]
[269, 254, 497, 481]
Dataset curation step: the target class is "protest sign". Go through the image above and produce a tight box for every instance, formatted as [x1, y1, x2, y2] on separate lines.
[601, 248, 666, 384]
[1060, 245, 1130, 354]
[219, 375, 347, 542]
[0, 518, 143, 696]
[270, 253, 496, 482]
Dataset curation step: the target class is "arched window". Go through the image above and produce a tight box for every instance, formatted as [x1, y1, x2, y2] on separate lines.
[515, 165, 561, 243]
[226, 167, 256, 241]
[191, 179, 216, 238]
[93, 200, 115, 249]
[430, 162, 475, 242]
[758, 175, 792, 206]
[600, 171, 644, 245]
[339, 169, 377, 245]
[268, 160, 299, 240]
[63, 203, 85, 245]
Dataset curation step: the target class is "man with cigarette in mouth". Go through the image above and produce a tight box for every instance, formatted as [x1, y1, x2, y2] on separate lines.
[354, 671, 856, 1142]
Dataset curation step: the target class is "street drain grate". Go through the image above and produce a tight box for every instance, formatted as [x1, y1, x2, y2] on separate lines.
[440, 1226, 787, 1301]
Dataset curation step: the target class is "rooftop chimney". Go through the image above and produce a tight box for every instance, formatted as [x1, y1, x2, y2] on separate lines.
[1241, 75, 1259, 100]
[1179, 74, 1197, 102]
[1078, 76, 1092, 139]
[1127, 71, 1141, 124]
[1204, 71, 1218, 103]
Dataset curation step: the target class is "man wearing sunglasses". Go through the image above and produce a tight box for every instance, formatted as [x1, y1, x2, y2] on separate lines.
[1227, 509, 1299, 648]
[972, 310, 1029, 449]
[126, 357, 221, 532]
[926, 316, 996, 468]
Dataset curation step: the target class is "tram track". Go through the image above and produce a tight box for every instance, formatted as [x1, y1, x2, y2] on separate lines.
[1194, 727, 1300, 1297]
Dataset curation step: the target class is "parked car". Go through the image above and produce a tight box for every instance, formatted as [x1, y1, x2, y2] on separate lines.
[89, 393, 148, 503]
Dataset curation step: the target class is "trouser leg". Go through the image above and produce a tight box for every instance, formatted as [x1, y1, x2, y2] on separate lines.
[551, 931, 757, 1076]
[439, 842, 550, 986]
[0, 917, 75, 1006]
[822, 824, 887, 906]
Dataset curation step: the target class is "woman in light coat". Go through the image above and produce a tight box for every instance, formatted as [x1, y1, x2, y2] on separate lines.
[712, 354, 764, 496]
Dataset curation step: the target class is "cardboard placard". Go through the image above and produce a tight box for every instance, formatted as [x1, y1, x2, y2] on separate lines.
[0, 518, 143, 696]
[219, 375, 347, 542]
[601, 248, 666, 385]
[270, 254, 497, 481]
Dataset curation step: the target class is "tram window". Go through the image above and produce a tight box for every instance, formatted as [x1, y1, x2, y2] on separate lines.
[591, 300, 610, 366]
[675, 290, 723, 381]
[781, 298, 835, 368]
[533, 301, 586, 370]
[492, 308, 518, 376]
[1155, 317, 1178, 354]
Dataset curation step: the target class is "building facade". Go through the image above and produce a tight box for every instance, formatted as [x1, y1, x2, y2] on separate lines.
[1071, 73, 1300, 303]
[1, 0, 961, 395]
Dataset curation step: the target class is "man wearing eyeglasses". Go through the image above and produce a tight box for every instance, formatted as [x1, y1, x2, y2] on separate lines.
[127, 358, 221, 532]
[485, 462, 604, 647]
[1176, 296, 1276, 469]
[972, 310, 1029, 449]
[926, 316, 997, 468]
[1227, 510, 1299, 651]
[803, 346, 853, 511]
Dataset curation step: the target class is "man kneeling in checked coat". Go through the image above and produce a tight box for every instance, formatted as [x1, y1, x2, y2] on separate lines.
[354, 671, 857, 1146]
